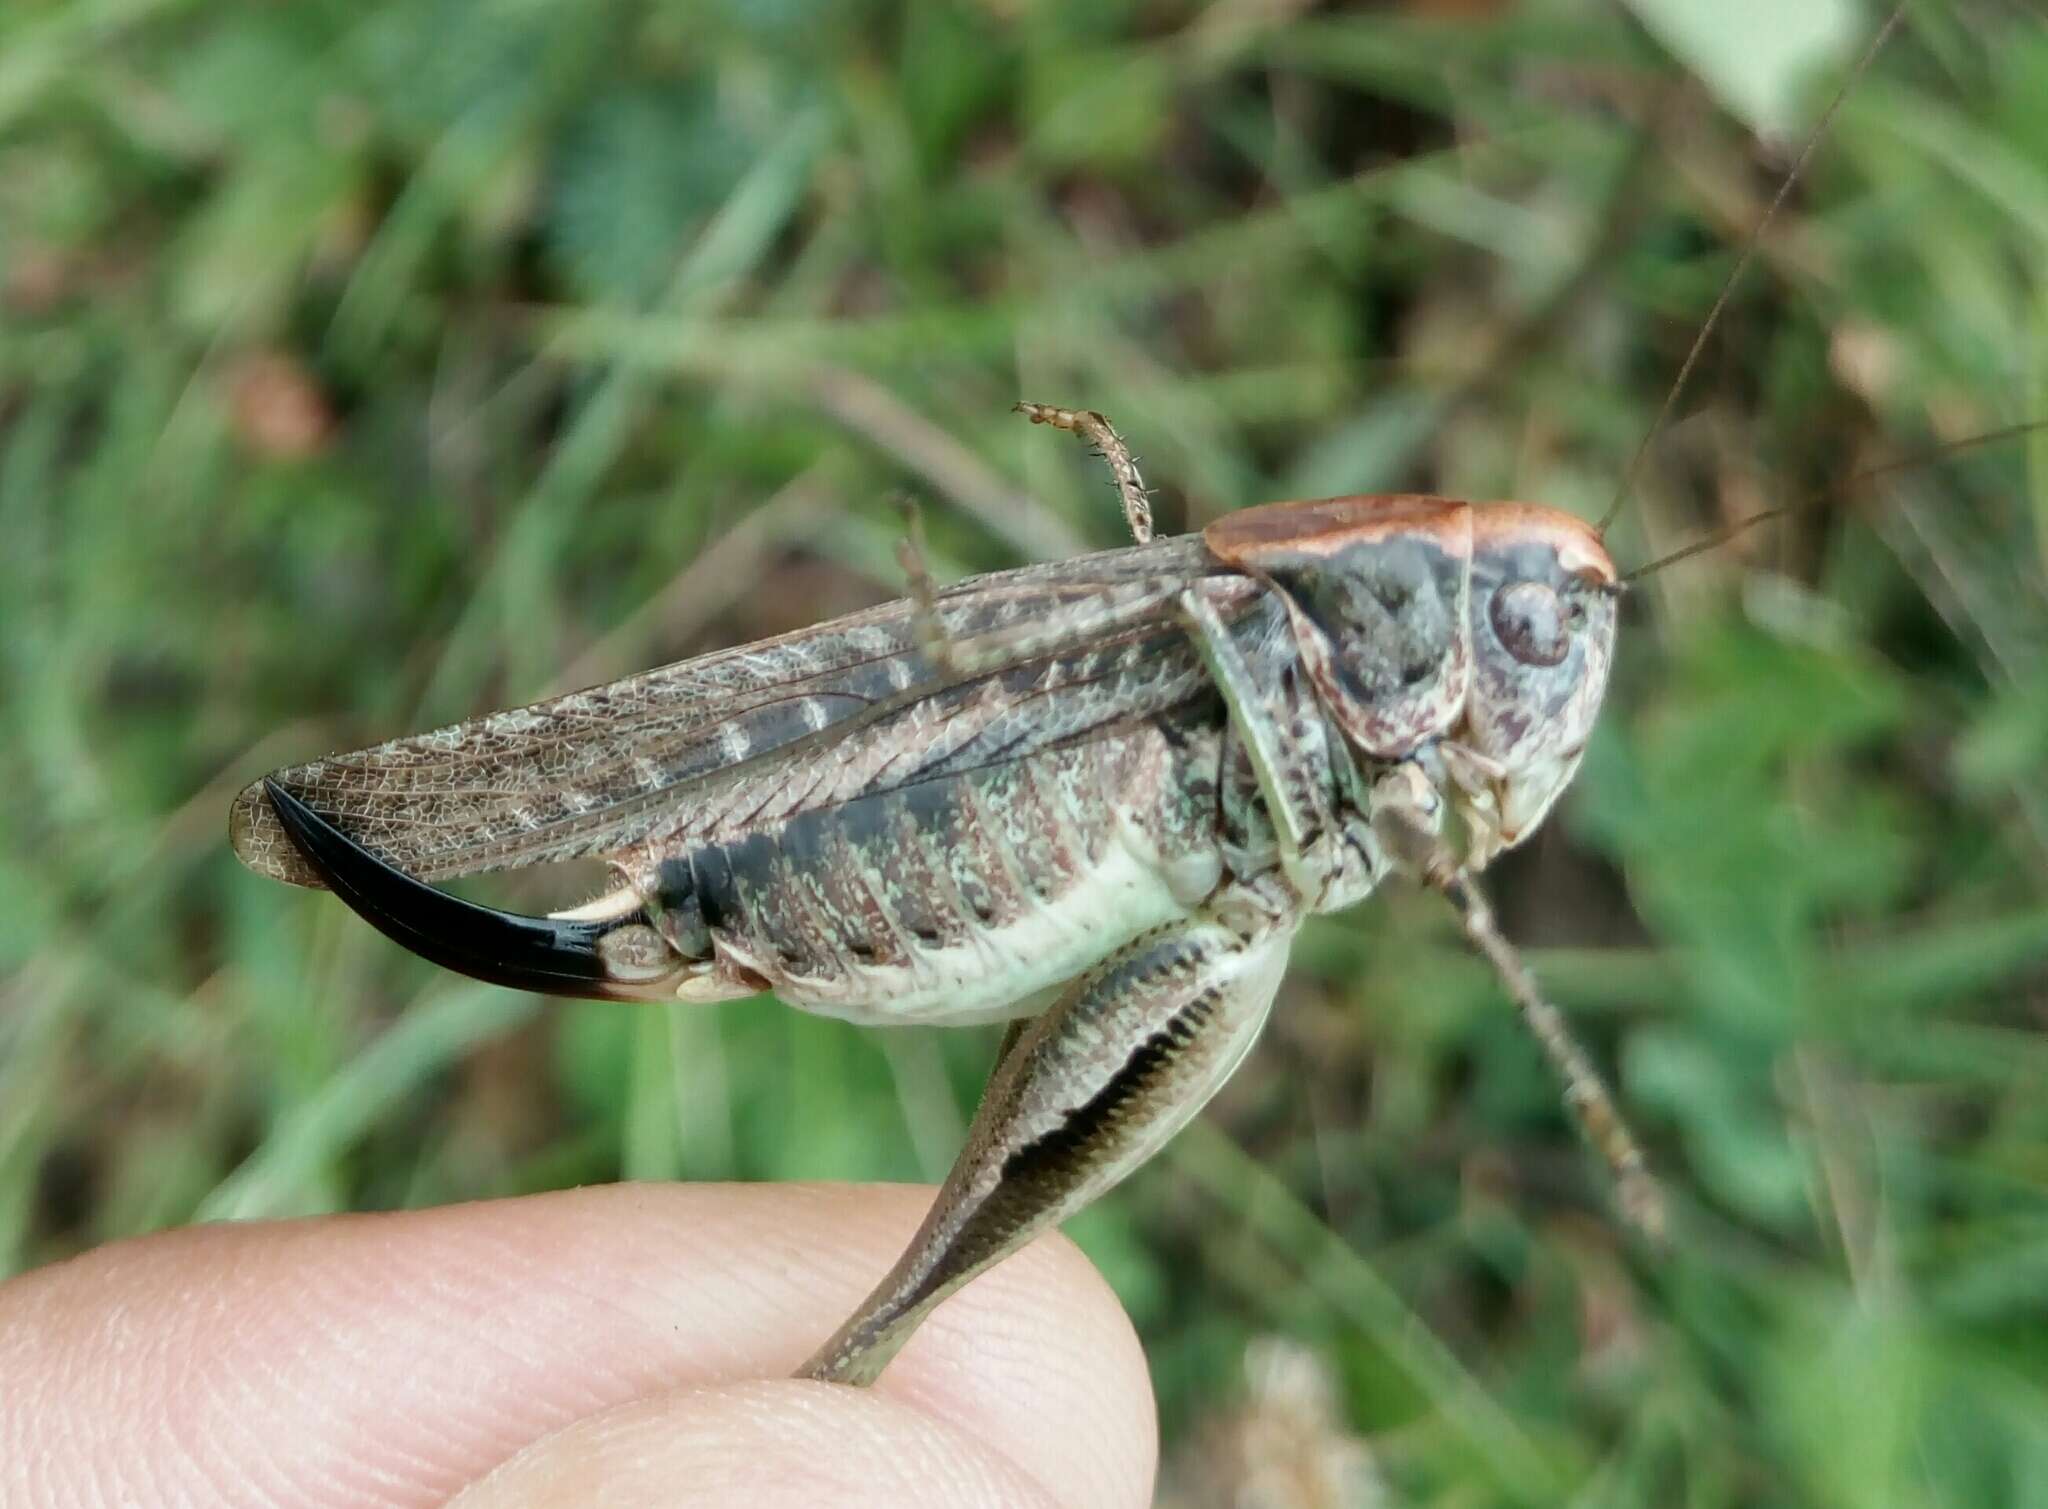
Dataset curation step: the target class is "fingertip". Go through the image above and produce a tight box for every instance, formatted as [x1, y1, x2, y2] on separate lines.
[448, 1380, 1064, 1509]
[875, 1224, 1157, 1509]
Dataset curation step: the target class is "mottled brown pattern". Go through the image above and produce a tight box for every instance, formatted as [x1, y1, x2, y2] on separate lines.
[231, 538, 1227, 886]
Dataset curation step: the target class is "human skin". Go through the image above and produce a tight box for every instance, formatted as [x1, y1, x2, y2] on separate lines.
[0, 1183, 1157, 1508]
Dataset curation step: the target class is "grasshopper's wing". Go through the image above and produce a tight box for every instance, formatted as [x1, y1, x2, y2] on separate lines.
[231, 538, 1235, 889]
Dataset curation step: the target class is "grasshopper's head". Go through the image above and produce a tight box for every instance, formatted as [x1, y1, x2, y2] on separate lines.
[1204, 495, 1617, 867]
[1450, 505, 1618, 864]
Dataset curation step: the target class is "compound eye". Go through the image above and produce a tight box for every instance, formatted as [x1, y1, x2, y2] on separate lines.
[1489, 580, 1570, 667]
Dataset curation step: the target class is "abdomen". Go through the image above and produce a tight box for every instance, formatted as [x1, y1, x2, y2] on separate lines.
[652, 714, 1227, 1025]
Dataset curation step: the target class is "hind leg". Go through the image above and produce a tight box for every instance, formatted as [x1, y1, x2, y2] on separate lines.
[799, 915, 1294, 1386]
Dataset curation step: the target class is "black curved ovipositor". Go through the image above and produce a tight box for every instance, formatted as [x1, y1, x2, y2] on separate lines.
[263, 778, 633, 1000]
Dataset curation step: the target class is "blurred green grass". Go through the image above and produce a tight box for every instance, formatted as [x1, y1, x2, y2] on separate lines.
[4, 0, 2047, 1502]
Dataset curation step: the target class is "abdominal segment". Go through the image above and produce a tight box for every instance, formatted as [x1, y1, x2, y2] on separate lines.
[636, 719, 1226, 1025]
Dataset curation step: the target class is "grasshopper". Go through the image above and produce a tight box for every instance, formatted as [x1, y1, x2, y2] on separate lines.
[229, 12, 1918, 1388]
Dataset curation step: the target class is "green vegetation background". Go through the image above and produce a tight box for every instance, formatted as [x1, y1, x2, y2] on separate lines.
[4, 1, 2047, 1502]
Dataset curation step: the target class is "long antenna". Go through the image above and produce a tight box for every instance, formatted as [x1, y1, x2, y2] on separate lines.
[1596, 2, 1910, 539]
[1619, 418, 2048, 583]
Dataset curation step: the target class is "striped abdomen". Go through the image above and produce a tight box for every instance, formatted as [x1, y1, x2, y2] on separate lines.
[642, 712, 1228, 1025]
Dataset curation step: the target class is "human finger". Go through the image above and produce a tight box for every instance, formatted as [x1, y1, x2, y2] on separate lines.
[0, 1183, 1156, 1508]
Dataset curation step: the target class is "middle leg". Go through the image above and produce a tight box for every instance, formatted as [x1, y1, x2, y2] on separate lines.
[894, 493, 1189, 678]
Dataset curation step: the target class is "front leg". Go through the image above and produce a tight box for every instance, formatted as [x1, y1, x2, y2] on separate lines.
[799, 911, 1297, 1387]
[1368, 764, 1665, 1242]
[1179, 585, 1334, 902]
